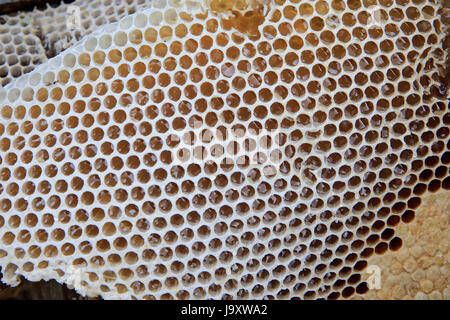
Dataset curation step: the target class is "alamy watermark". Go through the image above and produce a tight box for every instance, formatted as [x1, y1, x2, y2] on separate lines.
[366, 265, 381, 290]
[66, 5, 81, 30]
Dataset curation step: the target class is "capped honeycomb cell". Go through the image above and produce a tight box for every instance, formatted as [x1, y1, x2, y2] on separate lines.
[353, 189, 449, 300]
[0, 0, 449, 300]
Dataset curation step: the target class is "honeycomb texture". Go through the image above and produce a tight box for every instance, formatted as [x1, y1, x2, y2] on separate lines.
[0, 0, 154, 86]
[0, 11, 48, 87]
[32, 0, 153, 58]
[353, 189, 449, 300]
[0, 0, 449, 299]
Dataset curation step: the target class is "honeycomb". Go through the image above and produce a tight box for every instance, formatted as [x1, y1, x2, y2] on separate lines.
[353, 189, 449, 300]
[0, 0, 449, 299]
[0, 11, 47, 87]
[32, 0, 153, 58]
[0, 0, 154, 86]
